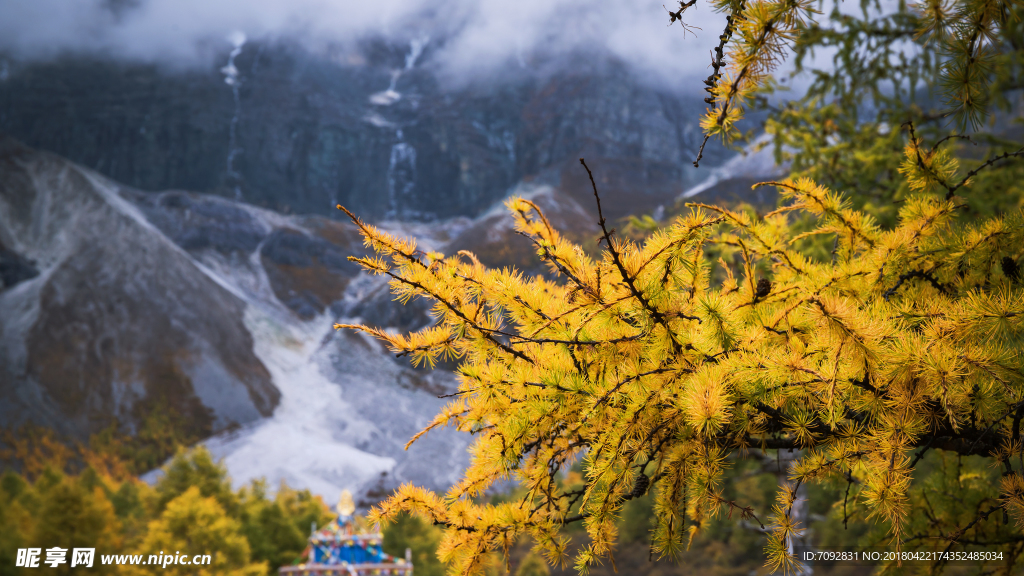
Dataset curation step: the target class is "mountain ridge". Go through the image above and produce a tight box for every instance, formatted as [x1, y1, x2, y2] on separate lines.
[0, 40, 730, 222]
[0, 115, 778, 501]
[0, 136, 605, 501]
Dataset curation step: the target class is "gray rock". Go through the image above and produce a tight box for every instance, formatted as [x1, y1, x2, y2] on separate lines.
[0, 41, 728, 223]
[0, 137, 278, 440]
[0, 244, 39, 290]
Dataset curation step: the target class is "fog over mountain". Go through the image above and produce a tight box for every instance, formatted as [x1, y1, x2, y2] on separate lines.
[0, 0, 781, 502]
[0, 40, 749, 223]
[0, 136, 621, 501]
[0, 0, 762, 225]
[0, 0, 726, 88]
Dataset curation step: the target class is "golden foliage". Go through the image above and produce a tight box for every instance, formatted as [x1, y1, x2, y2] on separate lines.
[343, 170, 1024, 574]
[693, 0, 1020, 159]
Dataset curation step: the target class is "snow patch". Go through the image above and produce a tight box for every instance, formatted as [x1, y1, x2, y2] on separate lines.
[369, 88, 401, 106]
[204, 310, 396, 499]
[368, 36, 428, 107]
[363, 112, 397, 128]
[680, 135, 786, 199]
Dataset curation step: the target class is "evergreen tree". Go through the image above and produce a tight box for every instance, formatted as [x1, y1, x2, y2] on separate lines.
[153, 447, 239, 516]
[148, 447, 332, 574]
[272, 484, 333, 543]
[110, 479, 151, 543]
[128, 486, 266, 576]
[237, 480, 308, 569]
[0, 447, 331, 576]
[30, 477, 122, 575]
[0, 472, 32, 576]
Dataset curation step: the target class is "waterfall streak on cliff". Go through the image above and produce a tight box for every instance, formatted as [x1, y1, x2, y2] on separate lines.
[386, 129, 417, 219]
[221, 31, 247, 200]
[368, 36, 429, 107]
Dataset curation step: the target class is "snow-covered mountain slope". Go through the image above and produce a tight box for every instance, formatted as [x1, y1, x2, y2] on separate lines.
[200, 304, 468, 504]
[1, 137, 608, 503]
[118, 176, 476, 502]
[1, 133, 783, 503]
[131, 182, 598, 501]
[0, 136, 279, 441]
[678, 135, 787, 205]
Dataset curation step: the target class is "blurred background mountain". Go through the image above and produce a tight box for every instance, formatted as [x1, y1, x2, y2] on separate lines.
[0, 38, 741, 221]
[0, 23, 779, 501]
[0, 3, 852, 575]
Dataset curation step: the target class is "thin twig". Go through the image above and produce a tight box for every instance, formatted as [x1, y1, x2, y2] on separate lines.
[580, 159, 681, 341]
[945, 145, 1024, 199]
[693, 0, 747, 167]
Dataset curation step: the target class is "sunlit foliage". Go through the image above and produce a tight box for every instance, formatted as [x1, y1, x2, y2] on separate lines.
[0, 447, 333, 576]
[685, 0, 1023, 175]
[341, 143, 1024, 573]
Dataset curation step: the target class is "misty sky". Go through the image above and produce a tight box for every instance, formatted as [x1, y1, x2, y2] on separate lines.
[0, 0, 729, 86]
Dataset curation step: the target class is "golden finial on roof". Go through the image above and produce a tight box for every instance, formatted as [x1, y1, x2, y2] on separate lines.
[336, 489, 355, 517]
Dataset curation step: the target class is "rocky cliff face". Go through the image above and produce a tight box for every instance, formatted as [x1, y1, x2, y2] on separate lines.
[0, 125, 778, 500]
[0, 137, 279, 441]
[0, 37, 774, 500]
[0, 41, 726, 222]
[0, 136, 614, 500]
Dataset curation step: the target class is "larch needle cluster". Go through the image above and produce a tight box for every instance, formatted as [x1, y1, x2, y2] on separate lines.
[338, 0, 1024, 573]
[338, 159, 1023, 573]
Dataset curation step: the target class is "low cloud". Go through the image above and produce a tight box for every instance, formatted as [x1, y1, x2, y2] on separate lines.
[0, 0, 727, 87]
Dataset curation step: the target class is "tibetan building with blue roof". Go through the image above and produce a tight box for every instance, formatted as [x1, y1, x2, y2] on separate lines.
[279, 491, 412, 576]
